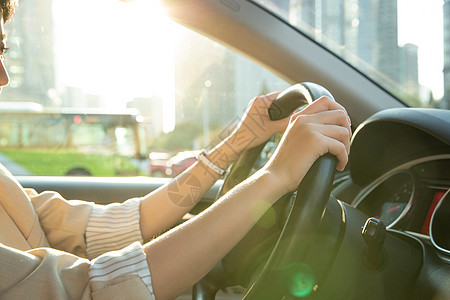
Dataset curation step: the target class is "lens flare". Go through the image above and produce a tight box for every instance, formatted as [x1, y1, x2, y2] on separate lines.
[289, 269, 315, 297]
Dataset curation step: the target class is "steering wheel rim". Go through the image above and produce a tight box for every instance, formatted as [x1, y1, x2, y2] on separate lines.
[243, 83, 337, 299]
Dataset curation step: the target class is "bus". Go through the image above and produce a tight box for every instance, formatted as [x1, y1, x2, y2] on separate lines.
[0, 103, 148, 177]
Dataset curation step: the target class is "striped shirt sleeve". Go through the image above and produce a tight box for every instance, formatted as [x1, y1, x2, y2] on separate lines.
[85, 197, 144, 260]
[86, 198, 155, 297]
[89, 241, 155, 298]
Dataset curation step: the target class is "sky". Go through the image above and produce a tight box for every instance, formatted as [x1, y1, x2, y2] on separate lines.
[54, 0, 175, 98]
[52, 0, 445, 128]
[397, 0, 444, 99]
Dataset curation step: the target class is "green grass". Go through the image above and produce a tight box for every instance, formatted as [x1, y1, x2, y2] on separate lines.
[0, 148, 140, 176]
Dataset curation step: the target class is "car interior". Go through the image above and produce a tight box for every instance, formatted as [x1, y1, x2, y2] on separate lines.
[2, 0, 449, 299]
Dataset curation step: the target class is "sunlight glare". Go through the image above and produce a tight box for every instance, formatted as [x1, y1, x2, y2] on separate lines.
[54, 0, 176, 131]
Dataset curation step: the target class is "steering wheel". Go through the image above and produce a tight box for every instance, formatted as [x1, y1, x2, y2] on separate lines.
[244, 83, 337, 299]
[193, 83, 338, 299]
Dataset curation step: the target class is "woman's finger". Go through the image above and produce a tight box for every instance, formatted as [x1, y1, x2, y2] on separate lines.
[292, 109, 352, 138]
[289, 119, 351, 170]
[313, 123, 351, 157]
[320, 134, 349, 171]
[292, 108, 350, 134]
[298, 96, 348, 116]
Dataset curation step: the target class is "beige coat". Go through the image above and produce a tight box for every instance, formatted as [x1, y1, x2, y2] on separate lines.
[0, 164, 151, 299]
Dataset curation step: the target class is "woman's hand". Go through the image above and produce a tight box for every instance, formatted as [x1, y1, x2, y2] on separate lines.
[225, 92, 291, 154]
[263, 96, 352, 194]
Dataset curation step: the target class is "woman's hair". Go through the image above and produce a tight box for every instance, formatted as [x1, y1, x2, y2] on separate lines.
[1, 0, 17, 23]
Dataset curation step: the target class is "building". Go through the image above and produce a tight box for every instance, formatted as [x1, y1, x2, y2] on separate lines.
[1, 0, 56, 106]
[289, 0, 418, 98]
[443, 0, 450, 109]
[399, 44, 419, 96]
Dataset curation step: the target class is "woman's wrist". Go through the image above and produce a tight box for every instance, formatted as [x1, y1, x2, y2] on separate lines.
[246, 168, 289, 203]
[198, 125, 266, 178]
[202, 131, 249, 172]
[197, 150, 226, 176]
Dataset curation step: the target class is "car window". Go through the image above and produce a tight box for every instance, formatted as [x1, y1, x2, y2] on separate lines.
[252, 0, 446, 109]
[0, 0, 290, 177]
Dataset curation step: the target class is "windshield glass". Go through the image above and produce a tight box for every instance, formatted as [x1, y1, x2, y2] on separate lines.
[252, 0, 447, 109]
[0, 0, 290, 177]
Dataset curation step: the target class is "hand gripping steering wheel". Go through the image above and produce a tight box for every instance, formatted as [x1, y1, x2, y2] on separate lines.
[243, 82, 337, 299]
[193, 83, 338, 299]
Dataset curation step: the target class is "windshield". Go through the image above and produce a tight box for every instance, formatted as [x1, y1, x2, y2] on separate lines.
[0, 0, 290, 177]
[252, 0, 447, 109]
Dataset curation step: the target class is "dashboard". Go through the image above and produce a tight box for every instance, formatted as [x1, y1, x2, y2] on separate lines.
[353, 156, 450, 234]
[334, 108, 450, 255]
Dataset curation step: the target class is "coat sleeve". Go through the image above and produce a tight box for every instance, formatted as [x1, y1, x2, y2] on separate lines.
[27, 189, 94, 257]
[0, 242, 155, 299]
[0, 243, 92, 299]
[24, 190, 153, 298]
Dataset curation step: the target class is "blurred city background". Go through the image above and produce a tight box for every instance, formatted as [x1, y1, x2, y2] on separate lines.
[0, 0, 448, 177]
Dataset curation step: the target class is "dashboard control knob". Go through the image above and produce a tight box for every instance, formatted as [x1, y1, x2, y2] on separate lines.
[362, 217, 386, 269]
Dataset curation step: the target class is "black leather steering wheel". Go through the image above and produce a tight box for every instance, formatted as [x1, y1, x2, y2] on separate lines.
[243, 83, 337, 299]
[193, 83, 338, 299]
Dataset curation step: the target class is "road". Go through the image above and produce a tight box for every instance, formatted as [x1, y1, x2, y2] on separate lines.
[0, 152, 31, 175]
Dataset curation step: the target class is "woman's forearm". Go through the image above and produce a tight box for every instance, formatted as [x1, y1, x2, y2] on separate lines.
[139, 134, 246, 241]
[143, 169, 285, 300]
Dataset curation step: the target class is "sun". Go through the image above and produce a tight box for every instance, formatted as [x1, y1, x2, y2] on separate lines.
[54, 0, 176, 131]
[54, 0, 176, 99]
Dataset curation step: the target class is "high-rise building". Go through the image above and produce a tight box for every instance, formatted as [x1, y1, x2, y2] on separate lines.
[290, 0, 415, 96]
[443, 0, 450, 108]
[1, 0, 56, 106]
[374, 0, 400, 85]
[399, 44, 419, 96]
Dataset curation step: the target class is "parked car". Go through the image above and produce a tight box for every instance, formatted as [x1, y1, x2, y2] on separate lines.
[6, 0, 450, 299]
[168, 150, 201, 177]
[149, 151, 200, 177]
[148, 152, 171, 177]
